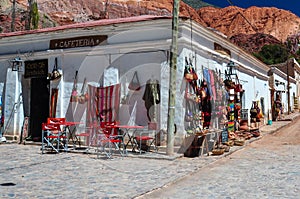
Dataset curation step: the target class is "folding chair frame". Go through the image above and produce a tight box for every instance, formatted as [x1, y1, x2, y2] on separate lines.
[96, 131, 124, 159]
[41, 123, 67, 154]
[132, 130, 158, 154]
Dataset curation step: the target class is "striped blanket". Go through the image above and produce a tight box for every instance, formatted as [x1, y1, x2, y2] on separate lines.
[87, 83, 121, 126]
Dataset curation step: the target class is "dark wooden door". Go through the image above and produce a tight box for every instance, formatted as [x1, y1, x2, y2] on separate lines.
[29, 77, 50, 142]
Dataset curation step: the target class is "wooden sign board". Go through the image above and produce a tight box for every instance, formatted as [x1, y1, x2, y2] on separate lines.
[221, 129, 228, 143]
[24, 59, 48, 79]
[49, 35, 108, 49]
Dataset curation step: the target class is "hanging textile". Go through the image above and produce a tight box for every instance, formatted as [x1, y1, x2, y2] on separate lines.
[87, 83, 121, 123]
[65, 72, 88, 137]
[49, 88, 58, 118]
[86, 83, 121, 143]
[199, 80, 212, 129]
[142, 79, 160, 122]
[209, 70, 217, 101]
[203, 68, 212, 97]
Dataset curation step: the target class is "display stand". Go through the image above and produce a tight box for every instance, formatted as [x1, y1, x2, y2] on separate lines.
[224, 61, 243, 137]
[182, 134, 209, 157]
[184, 80, 202, 134]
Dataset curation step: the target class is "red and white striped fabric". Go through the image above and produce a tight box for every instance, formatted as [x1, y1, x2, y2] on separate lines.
[86, 83, 121, 146]
[87, 83, 120, 126]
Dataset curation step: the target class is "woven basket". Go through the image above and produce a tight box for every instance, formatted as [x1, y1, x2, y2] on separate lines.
[218, 145, 230, 152]
[212, 148, 225, 155]
[252, 131, 260, 137]
[223, 140, 234, 147]
[222, 145, 230, 152]
[234, 139, 245, 146]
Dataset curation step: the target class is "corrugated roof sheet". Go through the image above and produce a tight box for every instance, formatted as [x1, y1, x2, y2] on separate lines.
[0, 15, 170, 38]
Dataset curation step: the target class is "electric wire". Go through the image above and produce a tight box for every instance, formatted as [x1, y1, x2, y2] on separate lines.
[226, 0, 258, 32]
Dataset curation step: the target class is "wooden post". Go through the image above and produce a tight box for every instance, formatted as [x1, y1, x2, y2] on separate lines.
[167, 0, 180, 155]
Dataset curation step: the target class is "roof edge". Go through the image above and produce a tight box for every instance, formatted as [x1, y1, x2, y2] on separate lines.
[0, 15, 171, 38]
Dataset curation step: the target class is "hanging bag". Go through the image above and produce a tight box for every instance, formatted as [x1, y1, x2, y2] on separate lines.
[184, 66, 194, 81]
[78, 77, 88, 104]
[192, 67, 198, 80]
[50, 57, 62, 81]
[184, 57, 198, 81]
[250, 101, 258, 119]
[70, 71, 78, 102]
[128, 71, 141, 91]
[185, 101, 194, 122]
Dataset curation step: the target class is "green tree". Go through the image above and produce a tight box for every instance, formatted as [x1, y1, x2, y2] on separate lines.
[25, 0, 39, 30]
[31, 1, 39, 29]
[253, 44, 289, 65]
[296, 50, 300, 63]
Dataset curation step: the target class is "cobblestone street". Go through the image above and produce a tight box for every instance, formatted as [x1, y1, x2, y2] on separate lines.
[0, 114, 299, 199]
[0, 143, 226, 199]
[140, 117, 300, 199]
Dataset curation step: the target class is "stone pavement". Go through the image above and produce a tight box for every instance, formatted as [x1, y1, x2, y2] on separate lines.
[0, 112, 299, 199]
[139, 115, 300, 199]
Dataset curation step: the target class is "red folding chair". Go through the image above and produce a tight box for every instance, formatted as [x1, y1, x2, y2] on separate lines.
[85, 83, 122, 157]
[96, 121, 124, 158]
[41, 123, 67, 153]
[47, 117, 69, 148]
[47, 117, 66, 125]
[73, 130, 90, 149]
[132, 130, 157, 154]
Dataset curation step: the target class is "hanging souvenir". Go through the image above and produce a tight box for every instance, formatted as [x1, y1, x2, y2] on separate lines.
[185, 111, 193, 122]
[184, 70, 194, 81]
[185, 92, 200, 103]
[77, 77, 88, 104]
[184, 56, 198, 81]
[49, 88, 58, 118]
[50, 57, 62, 81]
[250, 101, 258, 119]
[185, 101, 194, 122]
[193, 112, 202, 121]
[70, 71, 78, 102]
[128, 71, 141, 91]
[235, 83, 243, 92]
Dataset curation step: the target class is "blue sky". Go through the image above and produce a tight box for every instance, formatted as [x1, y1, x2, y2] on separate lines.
[203, 0, 300, 17]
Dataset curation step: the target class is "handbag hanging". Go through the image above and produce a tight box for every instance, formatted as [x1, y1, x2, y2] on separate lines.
[128, 71, 141, 91]
[250, 101, 258, 118]
[185, 101, 194, 122]
[184, 56, 198, 81]
[50, 57, 62, 81]
[70, 71, 78, 102]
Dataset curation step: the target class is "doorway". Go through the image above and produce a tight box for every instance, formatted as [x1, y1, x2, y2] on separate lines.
[29, 77, 50, 142]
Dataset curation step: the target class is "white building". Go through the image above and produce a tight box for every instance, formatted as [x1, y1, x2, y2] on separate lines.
[0, 16, 272, 145]
[269, 58, 300, 118]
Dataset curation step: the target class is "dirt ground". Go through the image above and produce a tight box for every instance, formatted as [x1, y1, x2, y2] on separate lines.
[250, 118, 300, 152]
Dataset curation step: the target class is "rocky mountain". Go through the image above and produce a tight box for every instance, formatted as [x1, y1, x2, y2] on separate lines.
[0, 0, 204, 32]
[1, 0, 300, 54]
[197, 6, 300, 44]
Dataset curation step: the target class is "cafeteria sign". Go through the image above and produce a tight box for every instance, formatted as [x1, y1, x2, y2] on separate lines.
[24, 59, 48, 78]
[50, 35, 107, 49]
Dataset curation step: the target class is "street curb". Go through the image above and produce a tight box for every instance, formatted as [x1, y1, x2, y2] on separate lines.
[3, 115, 300, 160]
